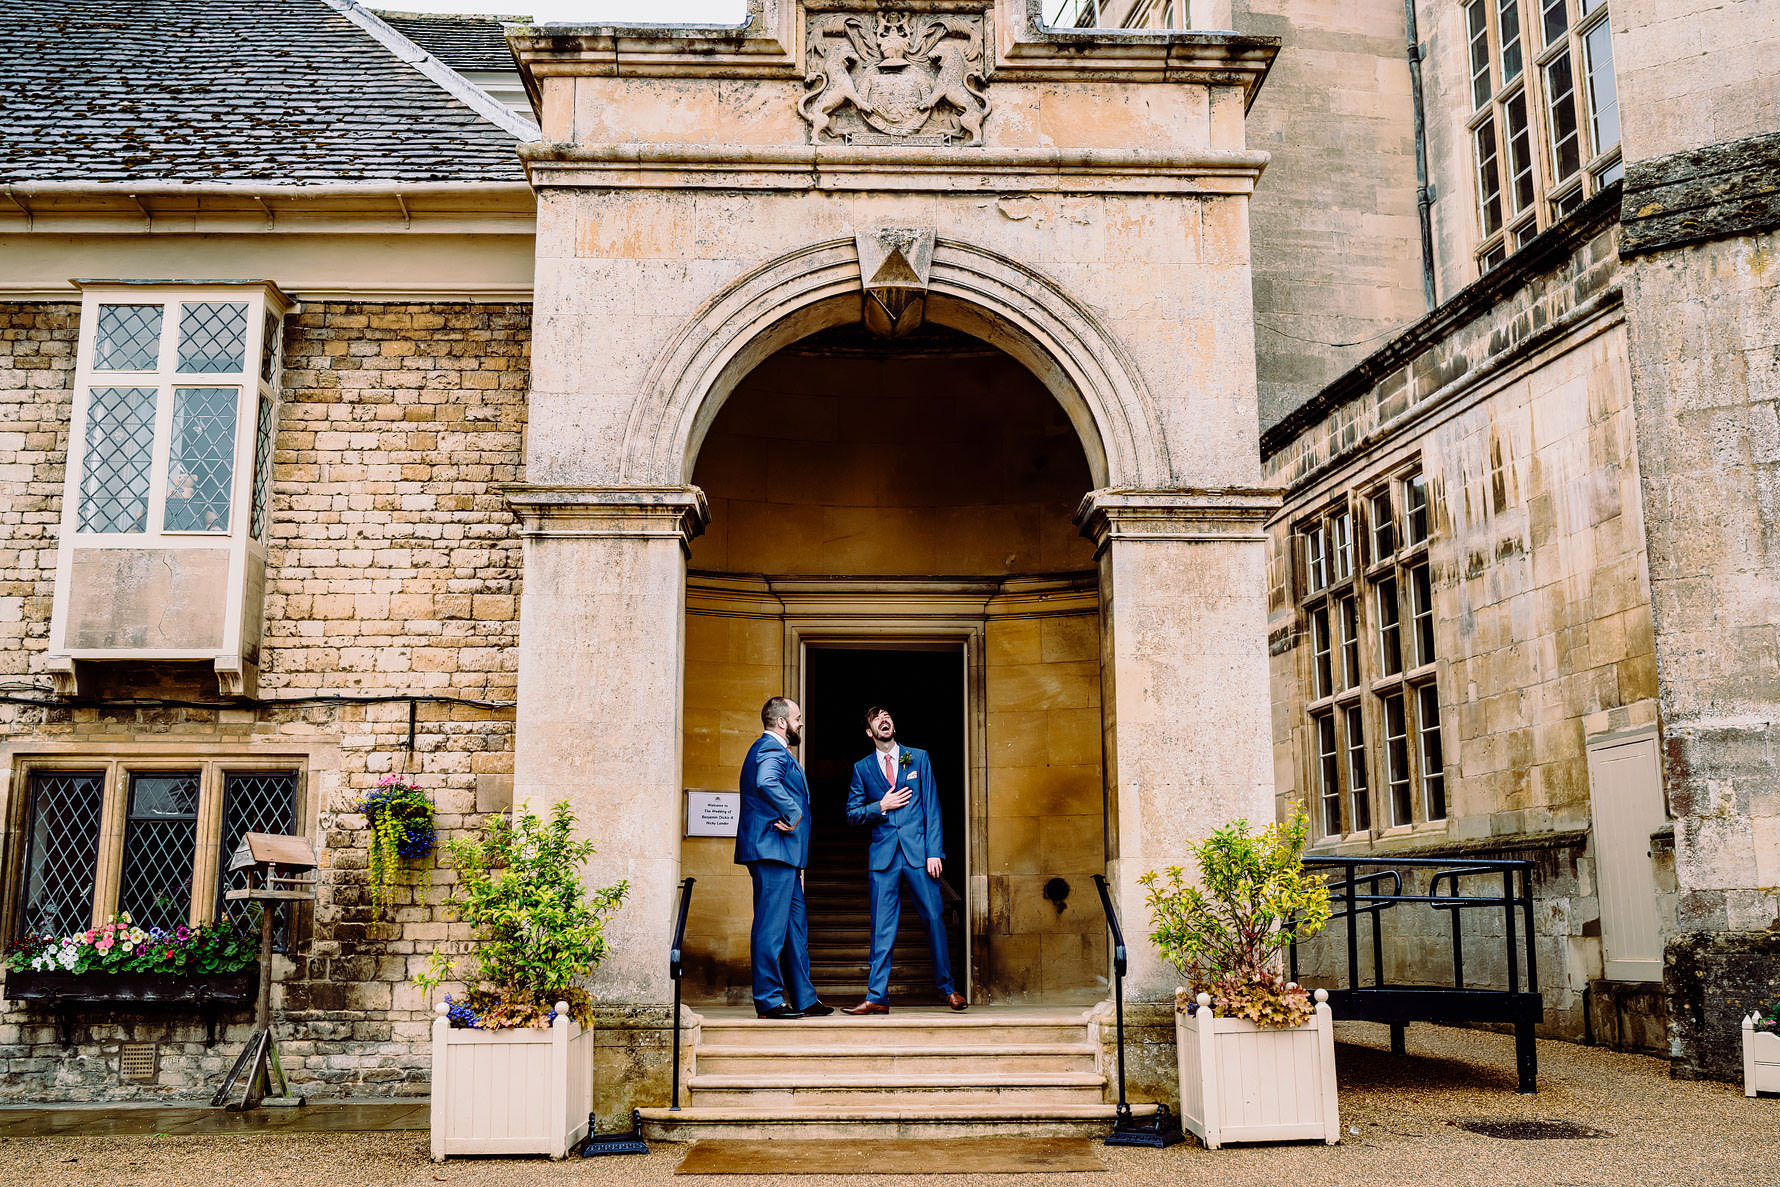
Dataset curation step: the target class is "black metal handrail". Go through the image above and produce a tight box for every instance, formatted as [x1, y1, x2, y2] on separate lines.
[669, 876, 695, 1111]
[1092, 875, 1181, 1147]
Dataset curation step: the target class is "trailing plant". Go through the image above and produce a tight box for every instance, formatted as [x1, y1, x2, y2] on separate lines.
[1140, 810, 1332, 1028]
[416, 800, 627, 1030]
[3, 913, 258, 977]
[360, 775, 436, 912]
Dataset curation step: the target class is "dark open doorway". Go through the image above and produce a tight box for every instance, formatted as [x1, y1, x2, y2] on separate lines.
[802, 644, 968, 1003]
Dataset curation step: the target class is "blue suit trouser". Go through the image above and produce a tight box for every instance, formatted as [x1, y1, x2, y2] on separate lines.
[865, 857, 954, 1003]
[747, 860, 819, 1011]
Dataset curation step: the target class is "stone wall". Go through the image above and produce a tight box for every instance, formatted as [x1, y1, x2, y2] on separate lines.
[1262, 199, 1670, 1044]
[1236, 0, 1428, 431]
[0, 300, 530, 1101]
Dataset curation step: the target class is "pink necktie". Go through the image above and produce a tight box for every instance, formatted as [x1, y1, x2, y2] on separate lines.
[883, 753, 895, 787]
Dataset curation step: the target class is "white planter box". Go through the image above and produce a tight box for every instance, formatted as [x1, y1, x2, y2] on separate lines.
[1175, 989, 1340, 1149]
[431, 1000, 593, 1160]
[1746, 1015, 1780, 1097]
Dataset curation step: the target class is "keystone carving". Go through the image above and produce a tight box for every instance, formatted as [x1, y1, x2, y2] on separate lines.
[856, 226, 936, 338]
[800, 10, 990, 146]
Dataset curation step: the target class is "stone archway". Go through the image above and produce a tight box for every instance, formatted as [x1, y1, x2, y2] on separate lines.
[619, 235, 1171, 491]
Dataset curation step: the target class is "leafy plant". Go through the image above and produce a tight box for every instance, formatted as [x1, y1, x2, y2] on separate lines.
[416, 800, 627, 1030]
[1756, 996, 1780, 1034]
[1140, 811, 1332, 1028]
[360, 775, 436, 912]
[3, 913, 257, 977]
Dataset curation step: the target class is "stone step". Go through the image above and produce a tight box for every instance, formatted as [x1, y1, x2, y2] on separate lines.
[638, 1103, 1156, 1142]
[695, 1015, 1090, 1049]
[687, 1073, 1107, 1110]
[695, 1044, 1096, 1078]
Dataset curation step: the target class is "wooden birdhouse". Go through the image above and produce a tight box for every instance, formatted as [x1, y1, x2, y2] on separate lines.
[225, 832, 319, 903]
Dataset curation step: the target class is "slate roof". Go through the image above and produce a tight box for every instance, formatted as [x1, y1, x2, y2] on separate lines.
[0, 0, 527, 185]
[376, 10, 520, 72]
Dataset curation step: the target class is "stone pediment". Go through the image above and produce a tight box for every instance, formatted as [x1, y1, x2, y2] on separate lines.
[799, 9, 991, 146]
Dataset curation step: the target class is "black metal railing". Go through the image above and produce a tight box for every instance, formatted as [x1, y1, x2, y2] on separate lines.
[669, 876, 695, 1111]
[1092, 874, 1182, 1148]
[1290, 855, 1544, 1092]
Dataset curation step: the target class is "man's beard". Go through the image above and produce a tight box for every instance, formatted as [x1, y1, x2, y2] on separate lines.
[785, 725, 802, 746]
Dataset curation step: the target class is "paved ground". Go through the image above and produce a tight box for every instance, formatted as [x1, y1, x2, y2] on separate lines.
[1, 1022, 1774, 1186]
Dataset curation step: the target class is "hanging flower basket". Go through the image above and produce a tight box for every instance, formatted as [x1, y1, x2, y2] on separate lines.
[360, 776, 437, 911]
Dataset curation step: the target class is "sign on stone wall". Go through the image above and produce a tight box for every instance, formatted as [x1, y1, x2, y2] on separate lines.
[800, 10, 990, 146]
[686, 790, 741, 837]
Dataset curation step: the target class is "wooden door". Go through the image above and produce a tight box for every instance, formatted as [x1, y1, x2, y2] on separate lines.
[1586, 732, 1667, 982]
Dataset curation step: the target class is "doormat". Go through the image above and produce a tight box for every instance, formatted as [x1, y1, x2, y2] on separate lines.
[675, 1136, 1106, 1175]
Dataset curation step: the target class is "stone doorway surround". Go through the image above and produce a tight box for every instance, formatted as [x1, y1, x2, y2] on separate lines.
[502, 0, 1284, 1125]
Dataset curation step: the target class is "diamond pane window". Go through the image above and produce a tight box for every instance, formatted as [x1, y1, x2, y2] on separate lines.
[176, 302, 249, 374]
[118, 773, 201, 933]
[216, 771, 300, 951]
[250, 394, 277, 541]
[93, 305, 163, 372]
[19, 772, 105, 938]
[164, 387, 237, 533]
[259, 313, 282, 383]
[78, 386, 157, 533]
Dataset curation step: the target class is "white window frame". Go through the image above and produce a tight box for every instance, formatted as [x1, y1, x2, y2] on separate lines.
[48, 282, 294, 689]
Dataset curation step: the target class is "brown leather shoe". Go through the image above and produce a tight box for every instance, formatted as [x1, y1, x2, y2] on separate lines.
[946, 992, 969, 1011]
[842, 1000, 890, 1016]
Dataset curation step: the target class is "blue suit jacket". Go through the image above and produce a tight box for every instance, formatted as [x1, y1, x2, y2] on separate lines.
[846, 747, 943, 871]
[734, 733, 812, 869]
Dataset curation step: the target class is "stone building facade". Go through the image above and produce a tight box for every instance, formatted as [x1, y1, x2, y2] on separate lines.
[0, 0, 1772, 1116]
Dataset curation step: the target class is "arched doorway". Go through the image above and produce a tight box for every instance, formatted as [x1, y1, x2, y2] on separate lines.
[676, 322, 1109, 1007]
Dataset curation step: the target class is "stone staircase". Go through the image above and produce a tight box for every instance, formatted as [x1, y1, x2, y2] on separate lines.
[638, 1007, 1156, 1140]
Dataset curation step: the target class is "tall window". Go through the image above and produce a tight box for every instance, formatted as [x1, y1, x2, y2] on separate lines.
[1464, 0, 1620, 273]
[69, 288, 284, 545]
[1298, 465, 1448, 840]
[8, 760, 303, 948]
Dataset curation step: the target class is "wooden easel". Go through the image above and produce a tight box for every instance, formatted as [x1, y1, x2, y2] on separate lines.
[211, 833, 317, 1110]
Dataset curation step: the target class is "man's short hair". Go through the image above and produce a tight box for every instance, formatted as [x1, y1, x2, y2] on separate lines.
[761, 696, 794, 730]
[863, 704, 893, 729]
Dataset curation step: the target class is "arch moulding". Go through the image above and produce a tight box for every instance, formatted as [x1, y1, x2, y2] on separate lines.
[620, 236, 1172, 490]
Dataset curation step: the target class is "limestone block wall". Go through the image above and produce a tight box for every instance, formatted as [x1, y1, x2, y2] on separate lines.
[1262, 201, 1663, 1041]
[0, 301, 529, 1101]
[983, 611, 1106, 1003]
[1234, 0, 1428, 430]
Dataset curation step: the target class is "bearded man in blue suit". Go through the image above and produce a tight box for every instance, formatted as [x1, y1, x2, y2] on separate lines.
[735, 696, 832, 1019]
[841, 705, 968, 1015]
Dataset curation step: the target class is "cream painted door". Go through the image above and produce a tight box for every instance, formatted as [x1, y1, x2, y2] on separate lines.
[1586, 733, 1667, 982]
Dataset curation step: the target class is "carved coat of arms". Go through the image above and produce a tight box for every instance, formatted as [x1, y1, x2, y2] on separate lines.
[800, 11, 991, 146]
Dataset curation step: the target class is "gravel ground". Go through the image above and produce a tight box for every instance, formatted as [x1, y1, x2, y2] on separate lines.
[2, 1022, 1775, 1187]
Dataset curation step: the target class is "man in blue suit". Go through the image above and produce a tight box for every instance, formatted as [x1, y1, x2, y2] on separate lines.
[734, 696, 832, 1019]
[842, 705, 968, 1014]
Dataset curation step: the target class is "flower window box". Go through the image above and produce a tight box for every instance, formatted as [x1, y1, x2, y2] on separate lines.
[4, 969, 257, 1048]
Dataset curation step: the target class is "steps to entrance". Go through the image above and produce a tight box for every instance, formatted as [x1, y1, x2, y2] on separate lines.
[640, 1008, 1158, 1141]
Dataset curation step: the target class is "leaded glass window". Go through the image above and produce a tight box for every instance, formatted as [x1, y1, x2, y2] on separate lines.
[250, 394, 277, 541]
[1475, 122, 1504, 238]
[1546, 51, 1582, 184]
[1504, 91, 1537, 215]
[176, 302, 249, 374]
[1582, 19, 1619, 168]
[19, 772, 105, 938]
[1344, 704, 1371, 833]
[164, 386, 237, 533]
[117, 773, 201, 933]
[93, 305, 162, 372]
[1384, 693, 1413, 826]
[259, 313, 282, 384]
[78, 386, 157, 533]
[216, 771, 300, 951]
[1419, 685, 1448, 820]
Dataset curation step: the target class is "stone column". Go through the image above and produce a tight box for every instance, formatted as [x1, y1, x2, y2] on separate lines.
[505, 485, 707, 1124]
[1076, 488, 1281, 1002]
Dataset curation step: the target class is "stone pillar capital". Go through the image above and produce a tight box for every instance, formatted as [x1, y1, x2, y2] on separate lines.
[1074, 486, 1284, 555]
[502, 484, 710, 553]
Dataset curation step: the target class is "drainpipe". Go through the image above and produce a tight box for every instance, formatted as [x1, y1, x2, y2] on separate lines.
[1405, 0, 1438, 310]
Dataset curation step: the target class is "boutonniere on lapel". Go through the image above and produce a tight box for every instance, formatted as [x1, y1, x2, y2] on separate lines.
[899, 751, 916, 781]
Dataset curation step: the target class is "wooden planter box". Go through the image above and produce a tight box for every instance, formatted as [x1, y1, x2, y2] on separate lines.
[430, 1000, 593, 1160]
[1745, 1016, 1780, 1097]
[3, 969, 257, 1047]
[1175, 989, 1341, 1149]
